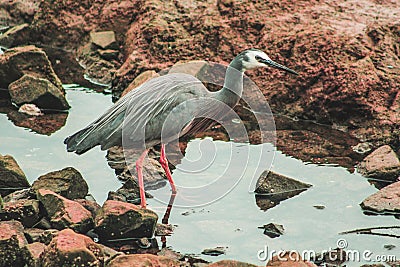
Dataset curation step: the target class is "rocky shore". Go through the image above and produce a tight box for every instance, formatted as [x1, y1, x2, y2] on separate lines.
[0, 0, 399, 266]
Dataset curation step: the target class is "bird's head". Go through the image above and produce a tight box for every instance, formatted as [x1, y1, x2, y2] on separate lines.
[239, 49, 298, 75]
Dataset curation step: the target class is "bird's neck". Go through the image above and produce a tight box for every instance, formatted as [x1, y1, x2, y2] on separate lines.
[215, 57, 244, 108]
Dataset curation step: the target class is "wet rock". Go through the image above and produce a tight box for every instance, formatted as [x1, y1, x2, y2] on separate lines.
[0, 154, 30, 196]
[155, 223, 174, 236]
[0, 23, 29, 48]
[107, 254, 183, 267]
[312, 248, 347, 266]
[94, 200, 158, 240]
[358, 145, 400, 181]
[266, 251, 317, 267]
[24, 228, 59, 245]
[90, 31, 118, 50]
[360, 181, 400, 215]
[0, 199, 41, 227]
[384, 244, 396, 250]
[40, 228, 104, 267]
[0, 46, 63, 96]
[8, 74, 70, 110]
[32, 167, 88, 199]
[74, 199, 101, 218]
[207, 260, 258, 267]
[255, 171, 312, 211]
[258, 223, 285, 238]
[23, 242, 46, 267]
[37, 189, 94, 233]
[121, 70, 160, 97]
[201, 247, 227, 256]
[107, 178, 153, 205]
[7, 108, 68, 135]
[80, 54, 117, 85]
[0, 220, 28, 267]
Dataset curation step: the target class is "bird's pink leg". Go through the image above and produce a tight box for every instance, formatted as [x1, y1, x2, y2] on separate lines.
[136, 149, 149, 209]
[160, 144, 177, 193]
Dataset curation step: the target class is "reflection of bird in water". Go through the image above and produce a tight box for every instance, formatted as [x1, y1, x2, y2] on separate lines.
[64, 49, 298, 209]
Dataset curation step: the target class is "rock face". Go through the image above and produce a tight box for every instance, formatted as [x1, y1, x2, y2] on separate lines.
[255, 171, 312, 211]
[0, 199, 41, 227]
[40, 229, 104, 267]
[8, 74, 70, 110]
[32, 167, 89, 199]
[360, 181, 400, 215]
[0, 23, 30, 48]
[0, 154, 30, 196]
[0, 220, 28, 267]
[0, 45, 64, 97]
[37, 189, 94, 233]
[107, 254, 183, 267]
[358, 145, 400, 181]
[95, 200, 158, 240]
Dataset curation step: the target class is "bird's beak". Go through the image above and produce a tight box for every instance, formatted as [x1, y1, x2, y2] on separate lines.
[262, 59, 299, 75]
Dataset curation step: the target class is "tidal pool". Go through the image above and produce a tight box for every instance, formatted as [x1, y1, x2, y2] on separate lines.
[0, 86, 398, 266]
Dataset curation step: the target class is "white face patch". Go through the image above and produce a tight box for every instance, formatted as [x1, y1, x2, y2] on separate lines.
[242, 50, 271, 70]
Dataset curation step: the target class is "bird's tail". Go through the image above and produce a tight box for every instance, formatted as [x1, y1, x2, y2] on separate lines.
[64, 125, 100, 155]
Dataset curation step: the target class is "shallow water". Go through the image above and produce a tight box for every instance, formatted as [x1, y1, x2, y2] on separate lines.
[0, 86, 398, 266]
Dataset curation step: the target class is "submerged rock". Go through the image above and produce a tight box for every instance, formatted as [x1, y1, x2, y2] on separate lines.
[107, 254, 183, 267]
[94, 200, 158, 240]
[37, 189, 94, 233]
[360, 181, 400, 215]
[0, 220, 28, 267]
[8, 74, 70, 110]
[258, 223, 285, 238]
[358, 145, 400, 181]
[40, 229, 104, 267]
[0, 154, 30, 196]
[201, 247, 227, 256]
[107, 178, 153, 205]
[0, 199, 41, 227]
[32, 167, 88, 199]
[255, 171, 312, 211]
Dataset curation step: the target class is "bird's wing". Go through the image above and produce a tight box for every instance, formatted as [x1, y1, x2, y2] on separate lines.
[65, 73, 210, 153]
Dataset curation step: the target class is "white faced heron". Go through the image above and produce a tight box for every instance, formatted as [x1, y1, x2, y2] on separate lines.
[64, 49, 298, 208]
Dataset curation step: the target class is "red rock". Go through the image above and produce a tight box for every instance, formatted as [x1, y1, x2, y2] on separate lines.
[360, 181, 400, 214]
[90, 31, 118, 50]
[0, 220, 28, 267]
[74, 199, 101, 218]
[121, 70, 160, 97]
[106, 254, 182, 267]
[358, 145, 400, 181]
[266, 251, 317, 267]
[0, 154, 30, 196]
[37, 189, 94, 233]
[23, 242, 46, 267]
[40, 229, 104, 267]
[24, 228, 59, 245]
[95, 200, 158, 240]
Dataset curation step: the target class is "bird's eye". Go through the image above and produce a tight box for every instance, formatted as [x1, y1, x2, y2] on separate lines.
[255, 55, 263, 62]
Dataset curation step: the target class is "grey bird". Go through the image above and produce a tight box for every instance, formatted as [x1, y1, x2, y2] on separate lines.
[64, 48, 298, 208]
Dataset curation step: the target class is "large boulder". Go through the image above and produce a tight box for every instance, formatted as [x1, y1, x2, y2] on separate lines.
[95, 200, 158, 240]
[37, 189, 94, 233]
[0, 45, 63, 96]
[358, 145, 400, 181]
[360, 181, 400, 215]
[0, 220, 28, 267]
[8, 74, 70, 110]
[40, 229, 104, 267]
[32, 167, 89, 199]
[0, 154, 30, 196]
